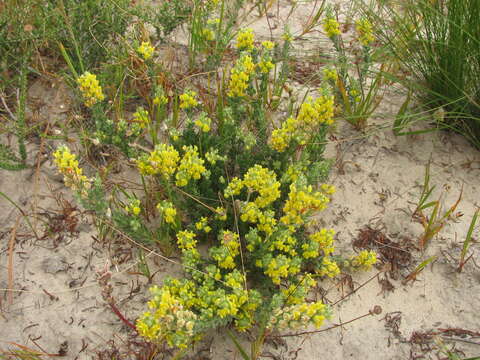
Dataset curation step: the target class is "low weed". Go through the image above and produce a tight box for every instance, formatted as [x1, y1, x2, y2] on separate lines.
[457, 208, 479, 273]
[413, 161, 462, 250]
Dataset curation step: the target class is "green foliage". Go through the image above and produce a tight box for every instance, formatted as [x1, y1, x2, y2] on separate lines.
[0, 144, 28, 171]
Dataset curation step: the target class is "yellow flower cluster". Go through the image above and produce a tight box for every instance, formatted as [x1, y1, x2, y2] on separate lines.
[302, 228, 335, 258]
[136, 285, 197, 348]
[350, 88, 361, 103]
[179, 90, 198, 109]
[262, 40, 275, 50]
[53, 146, 90, 193]
[258, 59, 274, 74]
[153, 95, 168, 106]
[323, 67, 338, 82]
[77, 72, 104, 107]
[195, 217, 212, 233]
[243, 165, 281, 208]
[125, 198, 141, 216]
[210, 231, 240, 269]
[236, 28, 254, 52]
[137, 41, 155, 60]
[240, 203, 277, 235]
[157, 201, 177, 224]
[281, 183, 333, 227]
[350, 250, 377, 270]
[194, 115, 211, 132]
[202, 28, 215, 41]
[263, 254, 301, 284]
[355, 18, 375, 46]
[228, 53, 256, 98]
[323, 17, 341, 38]
[282, 274, 316, 305]
[205, 149, 225, 165]
[133, 107, 150, 129]
[177, 230, 197, 251]
[137, 145, 207, 187]
[215, 206, 227, 221]
[268, 301, 329, 330]
[137, 144, 180, 178]
[317, 256, 340, 278]
[270, 94, 335, 152]
[175, 145, 207, 187]
[224, 177, 244, 197]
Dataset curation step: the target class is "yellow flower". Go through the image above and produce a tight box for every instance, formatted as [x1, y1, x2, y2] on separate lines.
[133, 107, 150, 129]
[269, 94, 334, 152]
[224, 177, 244, 198]
[194, 115, 211, 132]
[137, 144, 180, 178]
[77, 72, 105, 107]
[195, 217, 211, 233]
[153, 95, 168, 106]
[53, 146, 90, 193]
[242, 165, 281, 208]
[323, 67, 338, 82]
[157, 201, 177, 224]
[281, 183, 331, 227]
[202, 28, 215, 41]
[261, 41, 275, 50]
[351, 250, 377, 270]
[355, 18, 375, 46]
[257, 60, 274, 74]
[236, 28, 254, 52]
[228, 54, 256, 98]
[179, 90, 199, 109]
[137, 41, 155, 60]
[317, 257, 340, 278]
[323, 18, 341, 38]
[282, 31, 293, 43]
[125, 199, 141, 216]
[175, 145, 207, 187]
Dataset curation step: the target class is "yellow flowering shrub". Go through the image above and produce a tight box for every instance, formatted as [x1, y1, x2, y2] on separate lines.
[54, 28, 379, 355]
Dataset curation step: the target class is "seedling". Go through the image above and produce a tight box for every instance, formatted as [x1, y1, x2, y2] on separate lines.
[403, 256, 437, 284]
[457, 208, 479, 272]
[413, 161, 462, 250]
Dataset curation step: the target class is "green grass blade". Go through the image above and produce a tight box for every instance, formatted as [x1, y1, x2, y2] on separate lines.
[226, 329, 251, 360]
[461, 208, 479, 263]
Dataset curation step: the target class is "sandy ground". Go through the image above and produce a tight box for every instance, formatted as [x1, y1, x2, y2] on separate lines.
[1, 1, 479, 359]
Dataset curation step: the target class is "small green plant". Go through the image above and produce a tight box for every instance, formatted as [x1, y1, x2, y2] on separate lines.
[457, 208, 479, 272]
[403, 255, 437, 284]
[321, 8, 393, 130]
[413, 161, 462, 250]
